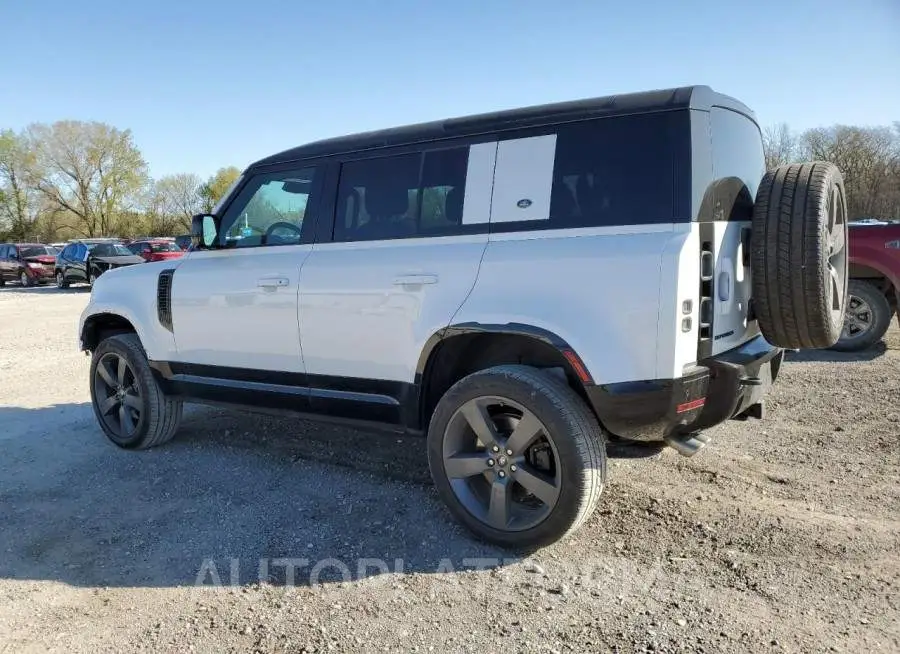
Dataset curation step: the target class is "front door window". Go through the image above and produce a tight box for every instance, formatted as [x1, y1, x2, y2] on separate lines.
[220, 168, 320, 248]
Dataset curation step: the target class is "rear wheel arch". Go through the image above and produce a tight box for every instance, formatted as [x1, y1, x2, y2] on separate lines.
[848, 261, 898, 297]
[416, 324, 596, 432]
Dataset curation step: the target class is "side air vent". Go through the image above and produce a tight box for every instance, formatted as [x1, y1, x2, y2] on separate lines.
[157, 269, 175, 332]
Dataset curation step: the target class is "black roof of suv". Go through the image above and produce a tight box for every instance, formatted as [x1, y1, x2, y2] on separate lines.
[253, 85, 755, 167]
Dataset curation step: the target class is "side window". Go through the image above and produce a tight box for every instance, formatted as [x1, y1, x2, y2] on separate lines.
[490, 112, 688, 229]
[334, 147, 469, 242]
[61, 245, 73, 259]
[0, 245, 8, 259]
[219, 167, 320, 248]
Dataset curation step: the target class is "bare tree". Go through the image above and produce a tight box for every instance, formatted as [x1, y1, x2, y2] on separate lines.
[149, 173, 203, 233]
[762, 123, 797, 170]
[800, 125, 900, 220]
[24, 121, 148, 237]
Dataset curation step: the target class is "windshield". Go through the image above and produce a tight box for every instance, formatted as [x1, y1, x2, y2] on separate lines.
[91, 244, 133, 257]
[20, 246, 57, 258]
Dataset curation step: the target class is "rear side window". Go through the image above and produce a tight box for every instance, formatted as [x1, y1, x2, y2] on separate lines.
[490, 111, 690, 229]
[334, 147, 469, 242]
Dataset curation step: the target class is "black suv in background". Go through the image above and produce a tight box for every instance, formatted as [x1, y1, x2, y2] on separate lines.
[55, 241, 145, 288]
[0, 243, 58, 287]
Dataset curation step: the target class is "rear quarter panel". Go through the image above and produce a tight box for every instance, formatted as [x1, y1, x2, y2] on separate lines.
[452, 226, 679, 385]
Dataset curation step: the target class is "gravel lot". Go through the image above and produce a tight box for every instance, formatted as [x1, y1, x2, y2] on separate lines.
[1, 285, 898, 653]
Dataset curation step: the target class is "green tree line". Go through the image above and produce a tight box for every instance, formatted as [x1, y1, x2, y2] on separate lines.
[0, 121, 241, 242]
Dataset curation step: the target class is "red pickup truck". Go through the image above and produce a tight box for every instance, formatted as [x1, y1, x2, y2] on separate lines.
[833, 222, 900, 351]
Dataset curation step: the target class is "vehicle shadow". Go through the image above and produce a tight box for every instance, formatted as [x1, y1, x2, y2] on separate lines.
[786, 341, 888, 363]
[1, 403, 563, 590]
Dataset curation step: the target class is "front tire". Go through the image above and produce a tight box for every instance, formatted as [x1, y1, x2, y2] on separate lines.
[830, 280, 892, 352]
[56, 270, 69, 289]
[427, 365, 606, 549]
[89, 333, 182, 449]
[20, 271, 32, 287]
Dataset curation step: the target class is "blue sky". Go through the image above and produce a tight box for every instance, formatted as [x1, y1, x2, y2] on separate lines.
[3, 0, 898, 179]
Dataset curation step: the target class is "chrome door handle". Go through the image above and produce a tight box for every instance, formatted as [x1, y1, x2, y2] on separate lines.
[257, 277, 290, 288]
[393, 274, 438, 286]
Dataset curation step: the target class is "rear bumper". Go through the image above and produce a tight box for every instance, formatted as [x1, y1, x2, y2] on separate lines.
[585, 335, 784, 442]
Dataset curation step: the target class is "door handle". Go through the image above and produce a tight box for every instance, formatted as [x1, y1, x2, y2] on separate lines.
[257, 277, 290, 288]
[393, 274, 438, 286]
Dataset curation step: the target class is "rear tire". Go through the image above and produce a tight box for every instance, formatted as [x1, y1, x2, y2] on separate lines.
[89, 333, 182, 449]
[751, 161, 849, 349]
[830, 280, 892, 352]
[427, 365, 606, 549]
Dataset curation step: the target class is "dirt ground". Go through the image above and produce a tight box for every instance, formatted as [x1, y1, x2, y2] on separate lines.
[0, 285, 898, 654]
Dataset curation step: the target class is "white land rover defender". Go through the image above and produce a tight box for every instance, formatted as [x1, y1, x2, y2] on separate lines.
[79, 86, 848, 547]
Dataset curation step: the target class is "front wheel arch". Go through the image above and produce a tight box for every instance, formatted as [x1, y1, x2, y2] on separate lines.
[81, 312, 139, 353]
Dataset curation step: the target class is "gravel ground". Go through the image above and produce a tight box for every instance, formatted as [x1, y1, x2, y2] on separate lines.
[0, 285, 898, 654]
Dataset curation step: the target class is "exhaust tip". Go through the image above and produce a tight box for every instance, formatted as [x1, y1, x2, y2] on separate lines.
[664, 432, 710, 457]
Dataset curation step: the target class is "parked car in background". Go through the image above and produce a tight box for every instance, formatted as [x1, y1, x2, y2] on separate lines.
[126, 239, 185, 262]
[0, 243, 58, 287]
[55, 241, 145, 288]
[832, 222, 900, 351]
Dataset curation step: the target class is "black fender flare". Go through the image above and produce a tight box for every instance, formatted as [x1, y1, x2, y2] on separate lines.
[411, 322, 595, 430]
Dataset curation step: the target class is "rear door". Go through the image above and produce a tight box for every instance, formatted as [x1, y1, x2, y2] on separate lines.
[706, 107, 766, 355]
[297, 142, 494, 419]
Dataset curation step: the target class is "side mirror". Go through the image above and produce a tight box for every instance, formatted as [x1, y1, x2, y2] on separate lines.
[191, 214, 219, 249]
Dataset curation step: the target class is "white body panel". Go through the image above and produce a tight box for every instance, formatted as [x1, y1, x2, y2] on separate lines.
[298, 236, 486, 382]
[169, 247, 312, 372]
[709, 220, 754, 355]
[461, 143, 497, 225]
[655, 222, 701, 379]
[490, 135, 556, 223]
[79, 260, 181, 361]
[454, 225, 679, 385]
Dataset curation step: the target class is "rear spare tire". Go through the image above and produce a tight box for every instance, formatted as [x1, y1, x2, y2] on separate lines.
[751, 161, 849, 349]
